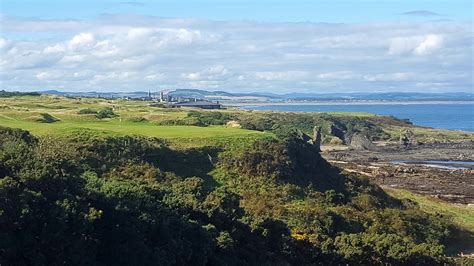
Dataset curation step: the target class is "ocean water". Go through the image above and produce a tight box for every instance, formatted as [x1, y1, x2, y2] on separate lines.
[244, 103, 474, 132]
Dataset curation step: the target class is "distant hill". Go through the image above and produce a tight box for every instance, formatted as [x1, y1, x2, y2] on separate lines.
[167, 89, 233, 98]
[166, 89, 281, 100]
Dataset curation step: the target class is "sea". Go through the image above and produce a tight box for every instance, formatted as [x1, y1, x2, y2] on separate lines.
[243, 102, 474, 132]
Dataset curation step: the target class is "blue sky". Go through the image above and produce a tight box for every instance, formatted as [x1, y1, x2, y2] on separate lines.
[0, 0, 472, 93]
[2, 0, 472, 22]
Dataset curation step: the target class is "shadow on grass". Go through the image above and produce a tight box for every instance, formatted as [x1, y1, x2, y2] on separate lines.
[146, 146, 222, 190]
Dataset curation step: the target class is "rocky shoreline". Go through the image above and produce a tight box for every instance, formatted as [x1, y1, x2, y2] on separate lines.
[322, 140, 474, 204]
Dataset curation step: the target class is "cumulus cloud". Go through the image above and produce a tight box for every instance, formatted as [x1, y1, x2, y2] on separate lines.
[0, 38, 11, 50]
[69, 33, 95, 49]
[414, 34, 444, 55]
[182, 72, 201, 81]
[388, 34, 444, 56]
[0, 14, 472, 92]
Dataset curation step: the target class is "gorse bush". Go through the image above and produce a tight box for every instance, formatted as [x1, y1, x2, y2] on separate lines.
[236, 112, 391, 143]
[96, 108, 116, 119]
[157, 111, 236, 127]
[0, 126, 452, 265]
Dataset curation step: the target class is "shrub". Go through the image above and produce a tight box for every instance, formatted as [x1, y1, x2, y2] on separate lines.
[127, 116, 148, 122]
[96, 108, 116, 119]
[0, 127, 457, 265]
[78, 108, 98, 115]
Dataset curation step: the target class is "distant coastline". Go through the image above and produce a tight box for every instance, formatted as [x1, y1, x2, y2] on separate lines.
[237, 102, 474, 132]
[229, 100, 474, 108]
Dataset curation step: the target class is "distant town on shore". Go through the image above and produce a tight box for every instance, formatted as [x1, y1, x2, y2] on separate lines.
[3, 89, 472, 104]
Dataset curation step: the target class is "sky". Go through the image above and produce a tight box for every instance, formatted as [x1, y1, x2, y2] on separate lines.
[0, 0, 473, 93]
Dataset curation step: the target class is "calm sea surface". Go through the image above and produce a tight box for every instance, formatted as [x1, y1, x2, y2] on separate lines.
[244, 103, 474, 132]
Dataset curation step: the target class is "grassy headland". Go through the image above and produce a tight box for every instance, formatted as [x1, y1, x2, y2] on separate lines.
[1, 94, 473, 265]
[1, 95, 472, 147]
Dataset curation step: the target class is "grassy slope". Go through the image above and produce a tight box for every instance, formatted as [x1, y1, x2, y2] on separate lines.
[2, 95, 472, 144]
[385, 188, 474, 257]
[0, 117, 264, 139]
[0, 96, 270, 147]
[385, 188, 474, 232]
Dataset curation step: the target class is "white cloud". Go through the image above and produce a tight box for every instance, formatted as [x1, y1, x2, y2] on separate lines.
[36, 72, 50, 80]
[36, 71, 63, 81]
[317, 71, 357, 80]
[254, 71, 309, 81]
[182, 65, 231, 81]
[414, 34, 444, 55]
[182, 72, 201, 81]
[43, 44, 66, 54]
[0, 15, 471, 93]
[0, 38, 11, 50]
[388, 34, 444, 56]
[68, 33, 95, 50]
[363, 72, 413, 82]
[388, 36, 421, 55]
[208, 65, 229, 76]
[145, 73, 165, 81]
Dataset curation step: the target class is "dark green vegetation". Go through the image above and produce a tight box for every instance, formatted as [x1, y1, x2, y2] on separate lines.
[0, 125, 463, 265]
[1, 95, 473, 265]
[0, 90, 41, 98]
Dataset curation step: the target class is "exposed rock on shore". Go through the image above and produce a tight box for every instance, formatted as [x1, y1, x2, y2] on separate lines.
[322, 140, 474, 204]
[349, 133, 374, 150]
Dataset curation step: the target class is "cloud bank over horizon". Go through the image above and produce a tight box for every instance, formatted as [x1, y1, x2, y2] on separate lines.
[0, 14, 472, 93]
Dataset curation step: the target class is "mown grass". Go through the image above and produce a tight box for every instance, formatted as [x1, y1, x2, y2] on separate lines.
[0, 116, 267, 139]
[1, 95, 472, 146]
[0, 95, 272, 147]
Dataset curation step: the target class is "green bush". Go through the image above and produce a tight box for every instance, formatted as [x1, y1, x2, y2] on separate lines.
[127, 116, 148, 122]
[78, 108, 98, 114]
[96, 108, 116, 119]
[0, 126, 455, 265]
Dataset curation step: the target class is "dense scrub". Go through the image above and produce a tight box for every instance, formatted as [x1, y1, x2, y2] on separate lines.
[158, 110, 236, 127]
[237, 112, 399, 142]
[157, 110, 393, 143]
[0, 126, 455, 265]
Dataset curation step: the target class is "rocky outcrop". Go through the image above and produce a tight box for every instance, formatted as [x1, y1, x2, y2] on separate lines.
[328, 123, 346, 141]
[312, 126, 322, 151]
[349, 133, 374, 150]
[294, 129, 311, 143]
[329, 136, 344, 145]
[399, 129, 416, 148]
